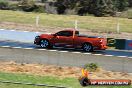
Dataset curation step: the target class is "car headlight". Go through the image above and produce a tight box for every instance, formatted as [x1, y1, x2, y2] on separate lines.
[35, 36, 40, 39]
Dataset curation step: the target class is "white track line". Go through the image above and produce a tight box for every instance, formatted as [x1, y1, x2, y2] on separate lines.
[0, 29, 5, 30]
[48, 50, 57, 52]
[23, 31, 29, 32]
[104, 55, 114, 57]
[92, 54, 102, 56]
[128, 57, 132, 59]
[71, 52, 81, 54]
[12, 47, 22, 49]
[10, 30, 15, 31]
[0, 29, 47, 35]
[23, 48, 34, 50]
[117, 56, 127, 58]
[59, 51, 68, 53]
[83, 53, 91, 55]
[35, 32, 40, 33]
[37, 49, 46, 51]
[1, 46, 10, 48]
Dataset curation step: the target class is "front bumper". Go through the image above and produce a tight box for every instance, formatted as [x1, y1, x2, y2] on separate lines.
[94, 45, 107, 50]
[34, 36, 40, 45]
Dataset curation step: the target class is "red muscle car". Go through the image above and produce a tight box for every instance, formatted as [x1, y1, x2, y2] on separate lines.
[34, 29, 107, 52]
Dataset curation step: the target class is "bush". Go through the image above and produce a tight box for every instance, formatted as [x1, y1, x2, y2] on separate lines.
[41, 0, 47, 3]
[127, 9, 132, 19]
[0, 0, 9, 10]
[84, 63, 99, 72]
[120, 9, 132, 19]
[33, 5, 45, 13]
[9, 3, 19, 11]
[18, 0, 36, 12]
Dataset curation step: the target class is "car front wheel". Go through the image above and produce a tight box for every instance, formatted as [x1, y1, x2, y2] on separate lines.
[40, 39, 50, 48]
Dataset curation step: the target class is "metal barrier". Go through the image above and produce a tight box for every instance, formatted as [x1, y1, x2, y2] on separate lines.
[107, 38, 132, 50]
[115, 39, 126, 49]
[107, 38, 116, 47]
[125, 40, 132, 50]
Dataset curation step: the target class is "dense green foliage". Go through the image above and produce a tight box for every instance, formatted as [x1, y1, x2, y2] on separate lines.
[84, 63, 99, 72]
[55, 0, 131, 16]
[0, 0, 132, 16]
[0, 0, 9, 10]
[55, 0, 114, 16]
[0, 0, 45, 12]
[18, 0, 45, 12]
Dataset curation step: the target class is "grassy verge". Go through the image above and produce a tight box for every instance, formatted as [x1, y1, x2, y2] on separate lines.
[0, 72, 131, 88]
[0, 10, 132, 33]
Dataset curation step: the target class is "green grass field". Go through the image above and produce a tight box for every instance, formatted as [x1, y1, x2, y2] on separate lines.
[0, 10, 132, 33]
[0, 72, 131, 88]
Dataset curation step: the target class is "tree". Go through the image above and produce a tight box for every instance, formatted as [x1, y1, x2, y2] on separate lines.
[78, 0, 115, 16]
[54, 0, 129, 16]
[0, 0, 9, 10]
[41, 0, 47, 3]
[19, 0, 36, 12]
[128, 0, 132, 7]
[113, 0, 129, 11]
[55, 0, 78, 14]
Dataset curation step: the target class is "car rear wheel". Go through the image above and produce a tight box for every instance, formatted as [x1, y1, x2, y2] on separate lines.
[40, 39, 50, 48]
[83, 43, 93, 52]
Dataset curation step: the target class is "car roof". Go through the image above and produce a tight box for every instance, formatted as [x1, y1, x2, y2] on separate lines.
[61, 29, 78, 32]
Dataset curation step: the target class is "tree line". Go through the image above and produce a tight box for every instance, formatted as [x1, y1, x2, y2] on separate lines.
[55, 0, 132, 16]
[0, 0, 132, 17]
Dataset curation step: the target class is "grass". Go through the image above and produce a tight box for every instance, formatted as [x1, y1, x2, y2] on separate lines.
[0, 10, 132, 33]
[0, 72, 131, 88]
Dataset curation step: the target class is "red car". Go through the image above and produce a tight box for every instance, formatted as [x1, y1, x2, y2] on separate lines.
[34, 29, 107, 52]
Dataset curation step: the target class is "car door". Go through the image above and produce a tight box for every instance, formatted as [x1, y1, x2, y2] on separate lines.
[53, 31, 73, 47]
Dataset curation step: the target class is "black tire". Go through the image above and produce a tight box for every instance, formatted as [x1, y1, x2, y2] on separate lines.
[40, 39, 50, 48]
[82, 43, 93, 52]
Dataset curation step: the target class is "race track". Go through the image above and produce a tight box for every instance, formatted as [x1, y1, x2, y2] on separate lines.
[0, 29, 132, 73]
[0, 40, 132, 58]
[0, 46, 132, 73]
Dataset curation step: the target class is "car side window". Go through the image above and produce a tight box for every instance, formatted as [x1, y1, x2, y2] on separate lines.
[56, 31, 73, 36]
[75, 31, 79, 35]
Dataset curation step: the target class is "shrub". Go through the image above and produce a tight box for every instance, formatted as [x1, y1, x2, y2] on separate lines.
[18, 0, 36, 12]
[0, 0, 9, 10]
[9, 3, 19, 11]
[41, 0, 47, 3]
[127, 9, 132, 19]
[120, 9, 132, 19]
[84, 63, 99, 72]
[33, 5, 45, 13]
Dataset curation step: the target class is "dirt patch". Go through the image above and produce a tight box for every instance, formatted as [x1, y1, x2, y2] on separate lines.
[0, 61, 131, 81]
[0, 22, 132, 39]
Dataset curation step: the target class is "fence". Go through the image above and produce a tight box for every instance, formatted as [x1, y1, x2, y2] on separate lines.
[34, 16, 132, 33]
[0, 10, 132, 34]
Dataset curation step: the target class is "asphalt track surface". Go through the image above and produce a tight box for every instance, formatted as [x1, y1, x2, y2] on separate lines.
[0, 29, 132, 58]
[0, 40, 132, 58]
[0, 29, 132, 72]
[0, 46, 132, 73]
